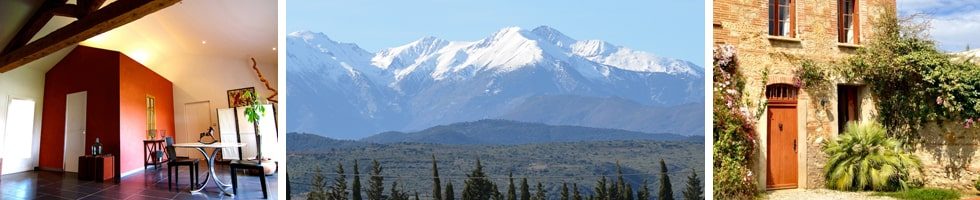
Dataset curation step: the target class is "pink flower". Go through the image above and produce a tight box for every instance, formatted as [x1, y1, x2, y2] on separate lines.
[965, 118, 975, 129]
[937, 96, 944, 105]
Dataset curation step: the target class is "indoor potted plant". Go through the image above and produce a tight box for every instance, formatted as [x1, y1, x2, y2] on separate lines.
[240, 90, 276, 175]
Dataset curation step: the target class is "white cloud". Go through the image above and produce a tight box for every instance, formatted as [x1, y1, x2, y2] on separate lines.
[898, 0, 943, 11]
[898, 0, 980, 52]
[928, 11, 980, 52]
[898, 0, 979, 15]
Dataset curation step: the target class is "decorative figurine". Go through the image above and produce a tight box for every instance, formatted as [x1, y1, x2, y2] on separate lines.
[198, 127, 217, 144]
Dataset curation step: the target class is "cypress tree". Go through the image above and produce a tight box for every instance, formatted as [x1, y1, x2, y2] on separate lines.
[492, 188, 505, 200]
[560, 182, 569, 200]
[682, 170, 703, 200]
[534, 182, 546, 200]
[462, 158, 495, 200]
[368, 160, 384, 200]
[614, 162, 625, 200]
[507, 172, 517, 200]
[330, 162, 349, 200]
[609, 182, 619, 200]
[353, 160, 363, 200]
[309, 166, 328, 200]
[446, 182, 456, 200]
[623, 182, 633, 200]
[594, 176, 608, 200]
[520, 178, 530, 200]
[572, 183, 582, 200]
[636, 180, 650, 200]
[534, 182, 548, 200]
[433, 155, 443, 200]
[415, 192, 421, 200]
[391, 181, 409, 200]
[658, 159, 673, 200]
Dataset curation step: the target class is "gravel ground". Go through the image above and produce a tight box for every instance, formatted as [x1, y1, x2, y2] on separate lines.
[765, 189, 896, 200]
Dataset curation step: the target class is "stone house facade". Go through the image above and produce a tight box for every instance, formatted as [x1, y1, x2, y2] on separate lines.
[714, 0, 895, 190]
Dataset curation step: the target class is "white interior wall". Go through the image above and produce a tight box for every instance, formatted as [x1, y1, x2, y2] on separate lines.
[0, 54, 58, 174]
[143, 53, 278, 158]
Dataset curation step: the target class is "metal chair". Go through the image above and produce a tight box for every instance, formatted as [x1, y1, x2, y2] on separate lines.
[164, 137, 199, 190]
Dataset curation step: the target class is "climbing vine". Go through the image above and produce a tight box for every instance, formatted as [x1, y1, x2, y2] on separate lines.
[713, 45, 758, 199]
[843, 9, 980, 145]
[794, 60, 831, 91]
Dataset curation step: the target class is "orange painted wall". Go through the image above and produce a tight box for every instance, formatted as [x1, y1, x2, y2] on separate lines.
[118, 54, 175, 175]
[38, 46, 174, 178]
[39, 46, 121, 171]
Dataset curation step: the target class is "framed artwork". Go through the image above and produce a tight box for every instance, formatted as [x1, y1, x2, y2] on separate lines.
[227, 87, 255, 107]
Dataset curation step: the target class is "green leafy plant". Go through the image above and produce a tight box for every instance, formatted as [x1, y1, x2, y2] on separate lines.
[241, 90, 266, 124]
[844, 9, 980, 145]
[975, 178, 980, 192]
[823, 121, 922, 191]
[239, 90, 267, 159]
[793, 59, 830, 90]
[712, 45, 758, 199]
[875, 188, 960, 200]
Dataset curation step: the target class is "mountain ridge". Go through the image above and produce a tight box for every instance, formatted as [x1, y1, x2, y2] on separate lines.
[359, 119, 701, 145]
[287, 26, 705, 139]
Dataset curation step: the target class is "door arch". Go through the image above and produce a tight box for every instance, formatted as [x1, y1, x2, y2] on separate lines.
[766, 84, 799, 189]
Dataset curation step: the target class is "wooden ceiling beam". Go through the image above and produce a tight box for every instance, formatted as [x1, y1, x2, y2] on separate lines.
[0, 0, 181, 73]
[51, 4, 83, 18]
[80, 0, 108, 18]
[1, 0, 68, 55]
[52, 0, 108, 18]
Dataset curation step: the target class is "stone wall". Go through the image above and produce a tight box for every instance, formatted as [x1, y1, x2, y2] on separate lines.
[714, 0, 895, 189]
[914, 122, 980, 191]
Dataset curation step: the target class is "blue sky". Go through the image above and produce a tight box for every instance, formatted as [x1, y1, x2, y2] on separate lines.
[287, 0, 706, 67]
[898, 0, 980, 52]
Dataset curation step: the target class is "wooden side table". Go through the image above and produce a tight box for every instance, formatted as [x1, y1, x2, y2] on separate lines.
[78, 155, 114, 181]
[144, 139, 166, 169]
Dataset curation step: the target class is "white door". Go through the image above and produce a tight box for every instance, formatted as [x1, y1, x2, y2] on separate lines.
[181, 101, 212, 159]
[63, 91, 87, 173]
[2, 98, 37, 174]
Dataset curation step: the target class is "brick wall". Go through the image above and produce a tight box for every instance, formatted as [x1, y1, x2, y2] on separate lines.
[714, 0, 895, 189]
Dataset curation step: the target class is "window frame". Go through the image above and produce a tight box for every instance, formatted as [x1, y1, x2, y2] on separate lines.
[769, 0, 796, 37]
[838, 0, 860, 44]
[146, 95, 156, 131]
[3, 98, 37, 159]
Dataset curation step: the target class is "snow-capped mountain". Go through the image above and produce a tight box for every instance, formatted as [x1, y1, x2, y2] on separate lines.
[287, 26, 704, 139]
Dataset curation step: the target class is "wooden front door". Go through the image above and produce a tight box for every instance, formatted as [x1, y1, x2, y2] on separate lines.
[766, 84, 798, 189]
[767, 105, 798, 189]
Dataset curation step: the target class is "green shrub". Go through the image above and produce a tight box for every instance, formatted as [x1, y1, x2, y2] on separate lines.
[823, 121, 922, 191]
[844, 8, 980, 145]
[876, 188, 960, 200]
[712, 45, 758, 199]
[974, 178, 980, 192]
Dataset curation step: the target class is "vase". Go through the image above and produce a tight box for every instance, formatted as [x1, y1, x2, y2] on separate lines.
[92, 138, 102, 155]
